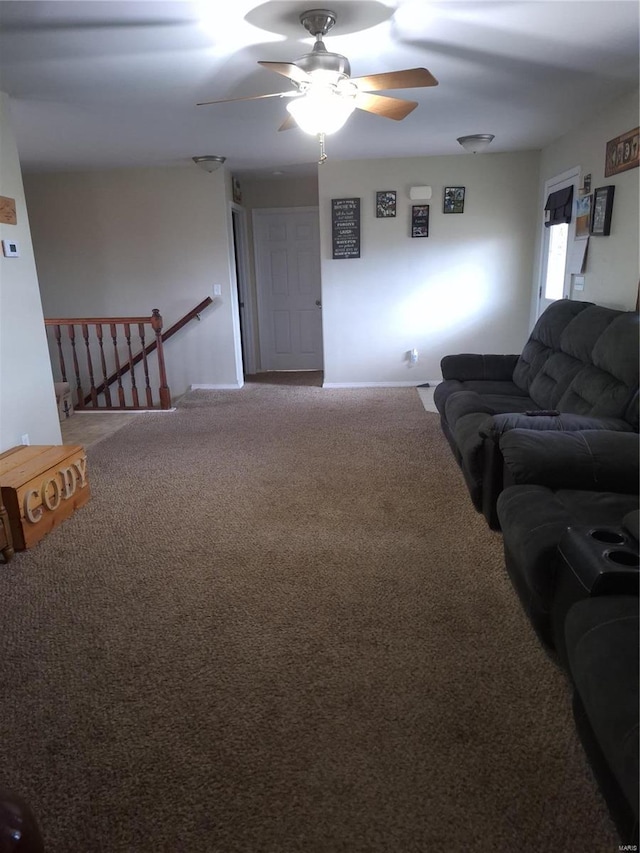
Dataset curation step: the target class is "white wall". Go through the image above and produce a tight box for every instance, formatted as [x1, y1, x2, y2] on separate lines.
[0, 93, 61, 451]
[19, 95, 639, 395]
[318, 152, 540, 386]
[535, 90, 639, 313]
[24, 165, 240, 398]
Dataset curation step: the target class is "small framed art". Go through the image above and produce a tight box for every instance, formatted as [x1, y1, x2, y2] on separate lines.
[411, 205, 429, 237]
[590, 185, 615, 236]
[443, 186, 465, 214]
[376, 191, 397, 218]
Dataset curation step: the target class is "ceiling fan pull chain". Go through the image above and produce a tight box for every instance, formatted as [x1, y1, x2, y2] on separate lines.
[317, 132, 327, 165]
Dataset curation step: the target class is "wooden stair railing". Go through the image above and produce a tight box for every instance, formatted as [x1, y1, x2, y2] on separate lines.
[44, 298, 212, 411]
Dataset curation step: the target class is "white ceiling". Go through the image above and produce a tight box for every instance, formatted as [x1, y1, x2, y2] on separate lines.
[0, 0, 638, 178]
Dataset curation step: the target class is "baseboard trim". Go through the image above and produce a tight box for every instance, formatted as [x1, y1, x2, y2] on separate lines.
[323, 380, 439, 389]
[190, 383, 243, 391]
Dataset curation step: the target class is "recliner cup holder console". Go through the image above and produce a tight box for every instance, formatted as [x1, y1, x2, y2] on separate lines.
[605, 549, 640, 567]
[552, 524, 640, 664]
[586, 527, 640, 567]
[590, 528, 626, 544]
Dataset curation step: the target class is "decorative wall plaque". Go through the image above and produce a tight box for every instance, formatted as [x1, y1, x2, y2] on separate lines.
[331, 198, 360, 259]
[0, 196, 17, 225]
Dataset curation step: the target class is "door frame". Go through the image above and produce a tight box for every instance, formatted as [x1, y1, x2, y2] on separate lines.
[251, 205, 322, 372]
[229, 202, 257, 377]
[535, 165, 581, 318]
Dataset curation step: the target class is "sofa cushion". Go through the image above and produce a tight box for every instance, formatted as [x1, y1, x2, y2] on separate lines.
[558, 312, 639, 421]
[500, 429, 640, 493]
[528, 351, 585, 409]
[560, 305, 625, 363]
[512, 300, 592, 392]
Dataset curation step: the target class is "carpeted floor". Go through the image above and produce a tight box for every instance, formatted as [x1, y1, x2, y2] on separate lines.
[0, 378, 617, 852]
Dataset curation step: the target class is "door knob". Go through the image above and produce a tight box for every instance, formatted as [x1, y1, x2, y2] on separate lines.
[315, 299, 322, 308]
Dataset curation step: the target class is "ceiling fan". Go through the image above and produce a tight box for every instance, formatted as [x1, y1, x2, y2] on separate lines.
[197, 8, 438, 162]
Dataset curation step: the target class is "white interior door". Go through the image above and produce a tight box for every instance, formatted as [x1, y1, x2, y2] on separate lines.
[253, 207, 323, 371]
[537, 167, 580, 318]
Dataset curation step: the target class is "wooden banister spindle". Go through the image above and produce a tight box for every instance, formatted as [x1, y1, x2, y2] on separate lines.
[124, 323, 140, 408]
[53, 324, 68, 383]
[151, 308, 171, 409]
[82, 323, 98, 407]
[68, 324, 84, 409]
[95, 323, 112, 407]
[139, 322, 153, 407]
[110, 323, 126, 408]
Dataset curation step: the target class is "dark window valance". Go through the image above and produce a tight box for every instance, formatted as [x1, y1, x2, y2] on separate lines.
[544, 186, 573, 227]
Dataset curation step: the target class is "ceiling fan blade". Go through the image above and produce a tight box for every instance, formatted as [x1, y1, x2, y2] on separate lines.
[350, 67, 438, 92]
[197, 92, 292, 106]
[354, 92, 418, 121]
[258, 61, 310, 85]
[278, 114, 298, 132]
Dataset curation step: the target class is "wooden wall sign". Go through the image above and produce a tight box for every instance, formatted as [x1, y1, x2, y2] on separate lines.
[332, 197, 360, 259]
[0, 196, 17, 225]
[605, 127, 639, 177]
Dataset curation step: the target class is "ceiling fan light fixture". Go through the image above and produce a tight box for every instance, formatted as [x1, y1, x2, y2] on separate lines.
[192, 155, 226, 172]
[456, 134, 495, 154]
[286, 87, 356, 135]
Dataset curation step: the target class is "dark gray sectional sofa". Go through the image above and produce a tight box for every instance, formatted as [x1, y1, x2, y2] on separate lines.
[434, 299, 639, 845]
[434, 299, 639, 528]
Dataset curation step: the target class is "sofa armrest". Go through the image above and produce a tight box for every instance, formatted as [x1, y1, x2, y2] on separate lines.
[499, 429, 640, 493]
[440, 353, 520, 382]
[480, 412, 634, 441]
[444, 390, 495, 425]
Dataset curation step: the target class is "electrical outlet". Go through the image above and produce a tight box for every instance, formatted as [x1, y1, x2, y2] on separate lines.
[213, 284, 222, 296]
[21, 433, 30, 445]
[410, 348, 419, 364]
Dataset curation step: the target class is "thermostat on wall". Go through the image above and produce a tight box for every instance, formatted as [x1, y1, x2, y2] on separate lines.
[2, 239, 20, 258]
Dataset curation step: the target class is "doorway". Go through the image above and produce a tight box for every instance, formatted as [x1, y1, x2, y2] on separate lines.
[537, 167, 580, 318]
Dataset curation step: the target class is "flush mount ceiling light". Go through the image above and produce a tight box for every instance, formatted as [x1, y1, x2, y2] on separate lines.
[192, 155, 226, 172]
[457, 134, 495, 154]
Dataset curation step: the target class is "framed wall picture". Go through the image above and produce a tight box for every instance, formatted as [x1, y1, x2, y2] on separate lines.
[575, 193, 591, 239]
[443, 186, 465, 214]
[590, 185, 615, 236]
[232, 176, 242, 204]
[411, 205, 429, 237]
[376, 190, 396, 218]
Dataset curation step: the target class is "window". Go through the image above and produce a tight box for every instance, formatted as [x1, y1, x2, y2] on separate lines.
[544, 223, 569, 301]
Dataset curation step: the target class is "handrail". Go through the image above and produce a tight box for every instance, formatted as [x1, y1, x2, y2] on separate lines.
[85, 297, 213, 402]
[44, 298, 212, 410]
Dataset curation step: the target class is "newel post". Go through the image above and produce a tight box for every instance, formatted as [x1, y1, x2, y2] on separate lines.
[151, 308, 172, 409]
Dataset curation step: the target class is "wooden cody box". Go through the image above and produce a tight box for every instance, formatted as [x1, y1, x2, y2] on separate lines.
[0, 445, 90, 551]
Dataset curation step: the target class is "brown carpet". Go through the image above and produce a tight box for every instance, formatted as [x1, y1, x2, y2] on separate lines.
[0, 377, 617, 852]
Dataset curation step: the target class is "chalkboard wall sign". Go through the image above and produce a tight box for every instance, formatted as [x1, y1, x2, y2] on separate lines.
[332, 197, 361, 259]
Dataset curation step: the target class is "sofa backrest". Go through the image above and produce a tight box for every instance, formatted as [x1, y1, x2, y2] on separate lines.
[512, 300, 592, 393]
[513, 301, 639, 427]
[558, 310, 640, 426]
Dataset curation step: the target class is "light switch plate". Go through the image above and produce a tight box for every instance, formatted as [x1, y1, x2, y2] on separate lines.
[2, 239, 20, 258]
